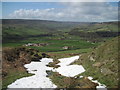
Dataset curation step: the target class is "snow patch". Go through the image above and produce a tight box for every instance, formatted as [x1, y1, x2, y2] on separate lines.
[54, 56, 85, 77]
[88, 76, 107, 90]
[55, 65, 85, 77]
[7, 56, 107, 89]
[79, 76, 84, 78]
[58, 56, 80, 66]
[7, 58, 57, 88]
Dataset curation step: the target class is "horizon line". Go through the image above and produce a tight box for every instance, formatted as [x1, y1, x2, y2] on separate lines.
[1, 18, 119, 23]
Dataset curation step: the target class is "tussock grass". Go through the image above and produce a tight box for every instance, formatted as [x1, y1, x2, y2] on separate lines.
[73, 37, 119, 88]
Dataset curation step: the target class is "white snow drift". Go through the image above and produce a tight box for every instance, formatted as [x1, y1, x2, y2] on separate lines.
[88, 76, 107, 90]
[55, 65, 85, 77]
[7, 56, 107, 89]
[7, 58, 57, 88]
[58, 56, 79, 66]
[7, 56, 85, 88]
[54, 56, 85, 77]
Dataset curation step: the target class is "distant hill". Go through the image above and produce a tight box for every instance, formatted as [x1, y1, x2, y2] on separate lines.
[74, 36, 119, 88]
[2, 19, 119, 43]
[2, 19, 84, 32]
[69, 21, 119, 42]
[2, 19, 83, 42]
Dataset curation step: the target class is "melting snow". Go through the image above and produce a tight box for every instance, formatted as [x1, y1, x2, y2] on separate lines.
[88, 76, 107, 90]
[57, 56, 80, 66]
[54, 56, 85, 77]
[55, 65, 85, 77]
[79, 76, 84, 78]
[7, 56, 107, 89]
[7, 58, 57, 88]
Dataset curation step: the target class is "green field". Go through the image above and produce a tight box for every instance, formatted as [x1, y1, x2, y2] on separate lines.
[3, 35, 99, 53]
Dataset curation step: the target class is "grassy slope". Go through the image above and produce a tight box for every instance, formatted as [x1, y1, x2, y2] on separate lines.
[2, 19, 81, 37]
[73, 22, 118, 32]
[73, 37, 119, 88]
[2, 70, 33, 89]
[3, 19, 118, 43]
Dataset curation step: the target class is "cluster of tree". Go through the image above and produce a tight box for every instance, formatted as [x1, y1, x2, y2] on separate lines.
[69, 30, 119, 39]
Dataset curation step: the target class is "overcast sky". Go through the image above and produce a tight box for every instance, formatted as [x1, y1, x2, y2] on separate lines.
[2, 1, 119, 22]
